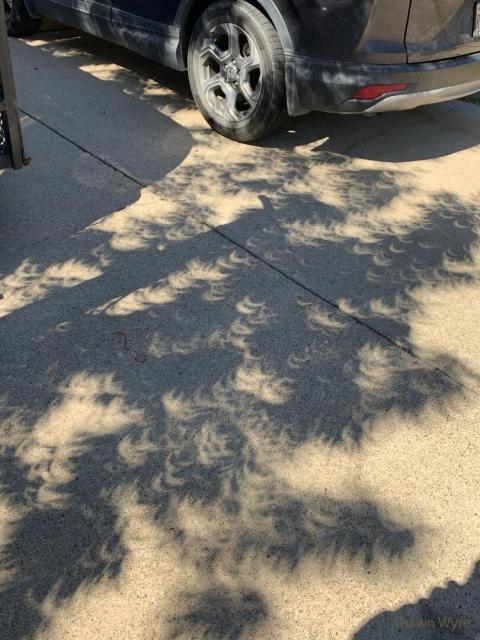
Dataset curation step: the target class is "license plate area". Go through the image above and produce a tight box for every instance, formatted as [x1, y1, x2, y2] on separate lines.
[474, 2, 480, 38]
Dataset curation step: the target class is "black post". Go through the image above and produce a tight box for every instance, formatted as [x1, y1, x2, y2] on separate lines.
[0, 0, 28, 170]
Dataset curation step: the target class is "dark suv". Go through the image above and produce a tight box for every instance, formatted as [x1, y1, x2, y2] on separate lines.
[5, 0, 480, 141]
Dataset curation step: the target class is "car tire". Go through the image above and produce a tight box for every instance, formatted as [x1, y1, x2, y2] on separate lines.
[5, 0, 42, 37]
[188, 0, 288, 142]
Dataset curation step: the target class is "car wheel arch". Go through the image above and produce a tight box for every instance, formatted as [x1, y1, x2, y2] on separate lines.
[175, 0, 294, 66]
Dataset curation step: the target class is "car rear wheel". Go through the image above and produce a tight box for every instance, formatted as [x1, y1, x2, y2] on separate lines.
[4, 0, 42, 37]
[187, 0, 288, 142]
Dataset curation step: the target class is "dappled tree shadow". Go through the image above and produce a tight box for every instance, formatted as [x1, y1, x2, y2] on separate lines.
[234, 491, 415, 570]
[169, 587, 267, 640]
[0, 188, 473, 635]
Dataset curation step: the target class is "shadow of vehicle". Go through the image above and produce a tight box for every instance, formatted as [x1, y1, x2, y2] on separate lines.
[263, 103, 480, 163]
[2, 27, 192, 263]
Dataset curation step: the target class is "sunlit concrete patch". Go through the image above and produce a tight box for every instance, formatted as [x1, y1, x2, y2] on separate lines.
[87, 189, 203, 253]
[30, 487, 273, 640]
[23, 375, 480, 640]
[259, 392, 480, 640]
[1, 258, 478, 640]
[408, 242, 480, 390]
[150, 138, 480, 392]
[32, 488, 194, 640]
[0, 258, 102, 318]
[147, 295, 271, 361]
[0, 497, 23, 588]
[234, 363, 292, 405]
[304, 302, 347, 331]
[17, 373, 143, 507]
[235, 296, 269, 321]
[79, 62, 133, 82]
[91, 251, 251, 316]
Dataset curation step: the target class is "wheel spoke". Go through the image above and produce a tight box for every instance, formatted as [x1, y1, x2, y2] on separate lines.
[239, 55, 262, 107]
[239, 78, 262, 107]
[202, 72, 224, 92]
[200, 40, 228, 65]
[223, 23, 242, 60]
[223, 84, 240, 121]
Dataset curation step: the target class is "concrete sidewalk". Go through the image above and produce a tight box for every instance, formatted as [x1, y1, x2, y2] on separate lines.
[1, 28, 480, 640]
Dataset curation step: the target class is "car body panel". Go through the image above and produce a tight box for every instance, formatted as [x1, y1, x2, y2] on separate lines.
[28, 0, 117, 39]
[23, 0, 480, 66]
[286, 49, 480, 115]
[27, 0, 183, 66]
[26, 0, 414, 66]
[406, 0, 480, 62]
[276, 0, 411, 64]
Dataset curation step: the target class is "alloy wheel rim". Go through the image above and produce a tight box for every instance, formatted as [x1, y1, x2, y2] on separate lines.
[199, 23, 262, 123]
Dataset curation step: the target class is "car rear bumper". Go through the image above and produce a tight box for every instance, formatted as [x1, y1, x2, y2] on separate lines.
[285, 51, 480, 116]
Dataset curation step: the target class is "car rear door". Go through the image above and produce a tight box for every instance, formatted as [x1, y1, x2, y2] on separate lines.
[108, 0, 181, 67]
[406, 0, 480, 62]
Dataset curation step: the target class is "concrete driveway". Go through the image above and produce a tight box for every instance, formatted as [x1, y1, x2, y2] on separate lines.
[1, 26, 480, 640]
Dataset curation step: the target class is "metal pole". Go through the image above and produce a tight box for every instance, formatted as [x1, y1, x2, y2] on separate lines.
[0, 0, 28, 170]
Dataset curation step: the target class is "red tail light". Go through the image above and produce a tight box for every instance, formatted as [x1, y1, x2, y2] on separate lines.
[353, 84, 408, 101]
